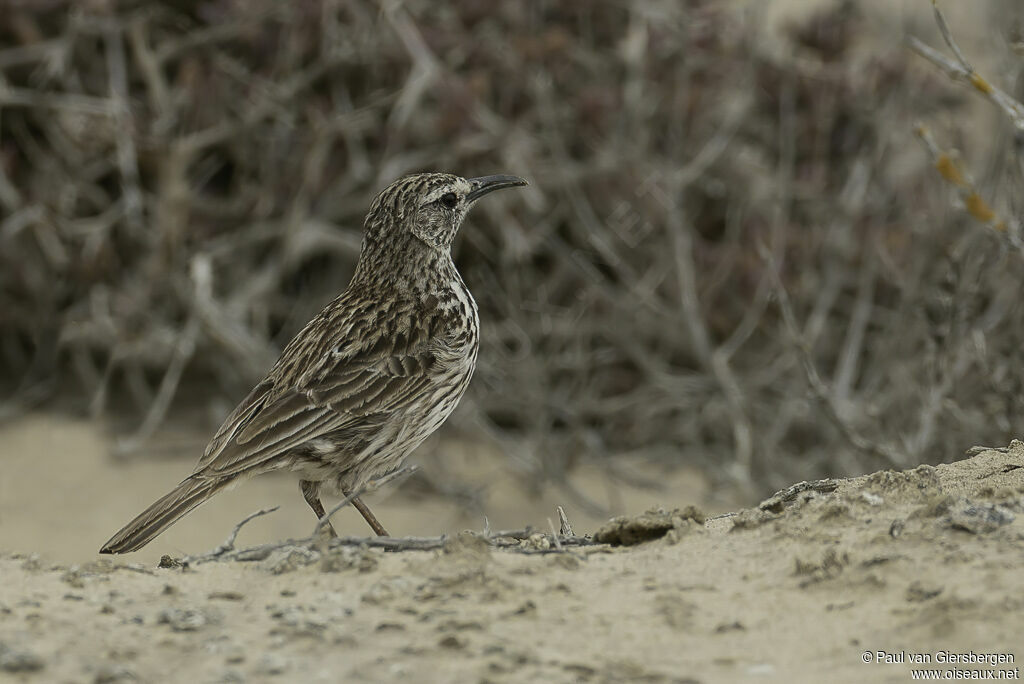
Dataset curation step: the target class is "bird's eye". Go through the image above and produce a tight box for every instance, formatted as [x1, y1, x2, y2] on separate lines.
[439, 192, 458, 209]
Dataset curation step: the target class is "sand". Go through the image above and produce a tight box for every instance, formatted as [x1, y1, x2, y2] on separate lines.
[1, 416, 1023, 683]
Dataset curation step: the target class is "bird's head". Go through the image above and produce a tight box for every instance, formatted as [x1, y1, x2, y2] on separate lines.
[362, 172, 527, 253]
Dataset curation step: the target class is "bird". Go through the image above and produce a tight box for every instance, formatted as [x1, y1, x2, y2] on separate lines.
[100, 172, 527, 554]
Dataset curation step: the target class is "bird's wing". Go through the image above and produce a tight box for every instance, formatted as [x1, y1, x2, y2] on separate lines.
[194, 295, 445, 478]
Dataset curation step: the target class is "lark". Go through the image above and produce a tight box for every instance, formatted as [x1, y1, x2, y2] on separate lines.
[100, 172, 527, 553]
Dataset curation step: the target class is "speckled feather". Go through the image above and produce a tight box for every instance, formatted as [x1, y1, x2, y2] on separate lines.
[100, 172, 523, 554]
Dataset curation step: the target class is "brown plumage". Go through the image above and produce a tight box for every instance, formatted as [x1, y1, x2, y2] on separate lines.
[100, 172, 527, 554]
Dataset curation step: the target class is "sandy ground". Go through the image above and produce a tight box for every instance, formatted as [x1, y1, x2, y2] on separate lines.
[1, 416, 1023, 683]
[0, 415, 720, 564]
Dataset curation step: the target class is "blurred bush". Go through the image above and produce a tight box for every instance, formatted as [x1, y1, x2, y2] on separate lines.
[1, 0, 1022, 494]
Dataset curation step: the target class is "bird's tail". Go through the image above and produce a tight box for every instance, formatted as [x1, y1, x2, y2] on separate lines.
[100, 476, 231, 554]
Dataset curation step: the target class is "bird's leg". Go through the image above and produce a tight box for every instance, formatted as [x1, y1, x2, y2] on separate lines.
[300, 480, 337, 537]
[345, 491, 390, 537]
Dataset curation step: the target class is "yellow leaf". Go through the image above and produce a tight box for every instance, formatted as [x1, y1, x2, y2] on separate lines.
[935, 155, 964, 186]
[965, 193, 994, 223]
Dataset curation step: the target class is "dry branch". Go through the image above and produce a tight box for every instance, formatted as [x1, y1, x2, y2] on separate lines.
[1, 0, 1021, 499]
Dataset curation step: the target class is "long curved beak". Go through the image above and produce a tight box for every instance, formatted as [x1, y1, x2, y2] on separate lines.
[466, 174, 528, 203]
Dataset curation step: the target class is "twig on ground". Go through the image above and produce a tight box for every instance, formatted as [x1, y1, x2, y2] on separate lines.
[182, 506, 280, 564]
[182, 523, 597, 566]
[557, 505, 574, 537]
[547, 517, 564, 551]
[759, 479, 839, 513]
[965, 445, 1008, 456]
